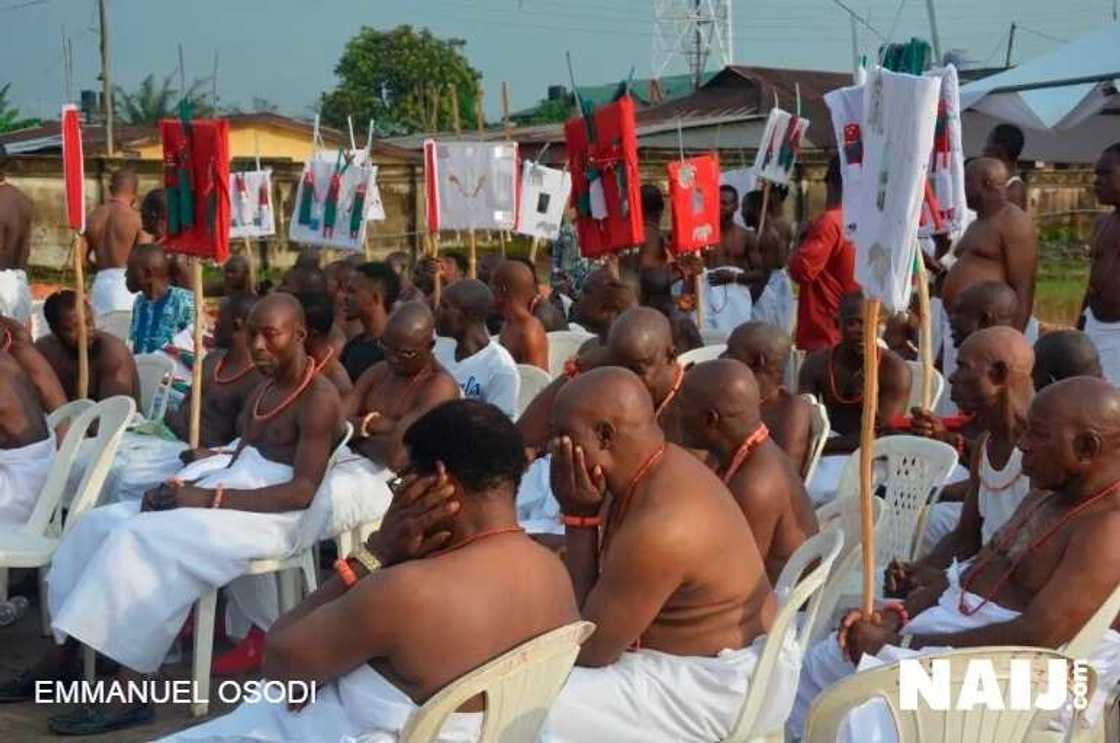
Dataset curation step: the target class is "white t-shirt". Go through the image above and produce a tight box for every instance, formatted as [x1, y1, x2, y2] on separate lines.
[436, 338, 520, 419]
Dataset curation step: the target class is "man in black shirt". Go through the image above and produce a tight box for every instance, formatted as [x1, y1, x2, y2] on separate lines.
[340, 261, 400, 381]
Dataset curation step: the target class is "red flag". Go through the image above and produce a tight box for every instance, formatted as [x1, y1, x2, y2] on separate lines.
[667, 154, 721, 254]
[159, 118, 231, 262]
[61, 105, 84, 232]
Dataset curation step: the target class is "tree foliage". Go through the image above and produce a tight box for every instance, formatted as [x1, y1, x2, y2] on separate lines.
[114, 74, 214, 125]
[0, 83, 40, 133]
[319, 25, 482, 135]
[513, 94, 575, 126]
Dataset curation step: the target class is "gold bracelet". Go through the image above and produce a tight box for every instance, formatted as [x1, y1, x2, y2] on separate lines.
[349, 544, 381, 575]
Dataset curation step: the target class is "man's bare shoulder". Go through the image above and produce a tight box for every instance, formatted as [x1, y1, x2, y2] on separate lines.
[879, 347, 911, 377]
[33, 334, 64, 359]
[426, 366, 462, 397]
[96, 331, 135, 365]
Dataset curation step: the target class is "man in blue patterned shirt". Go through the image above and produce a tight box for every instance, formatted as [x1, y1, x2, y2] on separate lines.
[126, 244, 195, 354]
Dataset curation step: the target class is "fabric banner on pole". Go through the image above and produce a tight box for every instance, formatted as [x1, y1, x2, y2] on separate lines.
[160, 117, 231, 262]
[61, 105, 85, 232]
[229, 169, 276, 239]
[919, 65, 967, 239]
[423, 140, 518, 233]
[514, 161, 571, 241]
[668, 154, 721, 254]
[289, 150, 383, 252]
[751, 107, 809, 187]
[824, 85, 865, 238]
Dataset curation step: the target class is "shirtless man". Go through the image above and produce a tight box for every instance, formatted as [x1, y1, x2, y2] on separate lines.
[173, 399, 578, 741]
[491, 259, 549, 370]
[982, 123, 1028, 211]
[1079, 143, 1120, 386]
[707, 184, 750, 269]
[723, 321, 813, 472]
[0, 156, 33, 325]
[8, 294, 343, 733]
[542, 367, 793, 741]
[36, 290, 139, 403]
[1033, 329, 1103, 391]
[297, 291, 352, 397]
[894, 327, 1035, 587]
[638, 265, 702, 355]
[941, 157, 1038, 334]
[138, 188, 192, 290]
[85, 169, 143, 315]
[345, 302, 460, 471]
[790, 377, 1120, 738]
[0, 314, 68, 414]
[568, 267, 636, 345]
[0, 348, 54, 525]
[637, 184, 669, 271]
[223, 254, 252, 297]
[671, 359, 818, 584]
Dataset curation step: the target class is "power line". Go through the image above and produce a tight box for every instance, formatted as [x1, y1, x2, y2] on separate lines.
[1015, 24, 1069, 44]
[0, 0, 48, 11]
[830, 0, 888, 41]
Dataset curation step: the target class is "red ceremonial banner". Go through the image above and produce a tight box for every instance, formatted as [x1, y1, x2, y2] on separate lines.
[565, 96, 644, 258]
[159, 118, 231, 262]
[61, 105, 85, 232]
[667, 154, 721, 254]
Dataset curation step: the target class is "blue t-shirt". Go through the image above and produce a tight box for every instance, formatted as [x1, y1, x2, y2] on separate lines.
[130, 286, 195, 354]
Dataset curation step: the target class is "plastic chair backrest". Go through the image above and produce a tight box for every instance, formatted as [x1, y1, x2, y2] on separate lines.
[62, 396, 136, 532]
[784, 347, 805, 393]
[804, 647, 1095, 743]
[799, 393, 831, 483]
[808, 497, 885, 647]
[1063, 580, 1120, 661]
[46, 399, 95, 429]
[134, 353, 176, 419]
[546, 330, 594, 379]
[905, 360, 946, 411]
[96, 310, 132, 344]
[400, 620, 596, 743]
[834, 436, 959, 567]
[516, 364, 553, 418]
[677, 343, 727, 368]
[724, 529, 844, 742]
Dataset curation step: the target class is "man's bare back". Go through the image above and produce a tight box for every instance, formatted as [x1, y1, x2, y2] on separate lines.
[0, 352, 49, 449]
[0, 182, 32, 270]
[762, 389, 813, 473]
[498, 314, 548, 370]
[86, 200, 142, 270]
[35, 331, 139, 403]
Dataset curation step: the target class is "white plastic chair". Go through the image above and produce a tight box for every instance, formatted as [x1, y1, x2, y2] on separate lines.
[134, 352, 176, 419]
[906, 360, 946, 411]
[677, 343, 727, 368]
[799, 393, 831, 484]
[0, 396, 135, 635]
[700, 327, 731, 347]
[724, 529, 845, 742]
[96, 310, 132, 344]
[785, 347, 805, 393]
[399, 620, 596, 743]
[516, 364, 553, 418]
[186, 422, 353, 717]
[804, 647, 1095, 743]
[546, 330, 594, 379]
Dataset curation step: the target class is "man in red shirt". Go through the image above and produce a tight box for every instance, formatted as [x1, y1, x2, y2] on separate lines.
[787, 156, 859, 351]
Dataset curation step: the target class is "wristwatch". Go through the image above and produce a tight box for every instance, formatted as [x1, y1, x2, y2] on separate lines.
[349, 544, 382, 575]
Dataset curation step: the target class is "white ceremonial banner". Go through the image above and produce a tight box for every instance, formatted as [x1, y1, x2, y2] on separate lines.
[229, 169, 276, 239]
[751, 108, 809, 186]
[288, 150, 384, 251]
[424, 140, 519, 232]
[920, 65, 967, 239]
[515, 161, 571, 240]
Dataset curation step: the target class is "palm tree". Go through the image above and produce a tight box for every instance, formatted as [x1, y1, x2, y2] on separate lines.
[114, 74, 213, 125]
[0, 83, 40, 133]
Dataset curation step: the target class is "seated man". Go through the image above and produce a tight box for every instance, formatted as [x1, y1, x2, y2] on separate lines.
[638, 265, 702, 355]
[789, 377, 1120, 738]
[798, 292, 911, 505]
[435, 279, 520, 419]
[35, 289, 139, 403]
[541, 368, 797, 741]
[345, 302, 460, 472]
[1033, 328, 1103, 391]
[222, 254, 252, 297]
[671, 359, 819, 584]
[936, 279, 1020, 415]
[341, 261, 399, 382]
[534, 295, 569, 332]
[723, 321, 813, 472]
[898, 327, 1034, 581]
[170, 399, 579, 741]
[324, 259, 362, 339]
[125, 244, 195, 354]
[567, 267, 637, 344]
[297, 291, 353, 396]
[0, 314, 68, 414]
[277, 263, 328, 296]
[491, 259, 549, 371]
[0, 349, 54, 525]
[0, 295, 343, 733]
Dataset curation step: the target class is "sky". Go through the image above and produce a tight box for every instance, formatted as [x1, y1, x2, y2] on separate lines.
[1, 0, 1116, 124]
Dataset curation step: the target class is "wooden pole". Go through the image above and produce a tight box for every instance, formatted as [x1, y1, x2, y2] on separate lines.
[449, 83, 461, 136]
[915, 257, 935, 410]
[693, 270, 704, 328]
[72, 234, 89, 399]
[757, 180, 772, 237]
[499, 80, 511, 257]
[243, 235, 257, 293]
[859, 297, 881, 616]
[189, 258, 205, 449]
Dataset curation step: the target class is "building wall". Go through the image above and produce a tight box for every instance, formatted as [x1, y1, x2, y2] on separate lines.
[129, 123, 403, 163]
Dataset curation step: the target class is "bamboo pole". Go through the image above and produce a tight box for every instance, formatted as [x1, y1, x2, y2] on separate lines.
[859, 297, 881, 616]
[72, 234, 89, 399]
[243, 236, 257, 293]
[693, 271, 704, 328]
[756, 179, 772, 236]
[915, 257, 935, 410]
[189, 258, 205, 449]
[499, 80, 511, 257]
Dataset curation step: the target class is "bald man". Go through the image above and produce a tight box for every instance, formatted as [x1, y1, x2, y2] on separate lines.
[0, 347, 55, 525]
[790, 377, 1120, 739]
[671, 359, 818, 584]
[799, 293, 911, 505]
[936, 279, 1020, 415]
[86, 169, 144, 315]
[941, 158, 1038, 341]
[1034, 329, 1103, 391]
[1080, 143, 1120, 386]
[345, 302, 460, 471]
[492, 259, 549, 371]
[723, 321, 813, 472]
[435, 279, 520, 419]
[0, 157, 33, 326]
[542, 367, 797, 742]
[17, 295, 344, 729]
[899, 327, 1035, 585]
[125, 244, 195, 354]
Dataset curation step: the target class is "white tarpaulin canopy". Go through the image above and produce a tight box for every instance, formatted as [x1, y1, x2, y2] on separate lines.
[960, 21, 1120, 163]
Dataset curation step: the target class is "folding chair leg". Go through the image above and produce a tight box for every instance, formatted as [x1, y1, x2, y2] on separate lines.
[38, 568, 50, 637]
[191, 590, 218, 718]
[83, 645, 95, 682]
